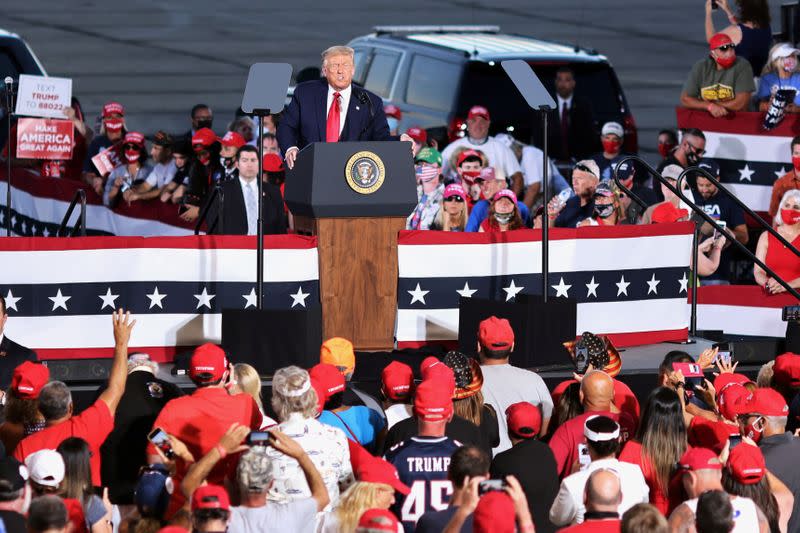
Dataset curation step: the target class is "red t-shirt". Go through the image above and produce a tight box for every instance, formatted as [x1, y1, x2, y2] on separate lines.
[551, 379, 641, 429]
[14, 400, 114, 486]
[618, 440, 686, 516]
[557, 518, 621, 532]
[148, 387, 262, 516]
[548, 410, 635, 479]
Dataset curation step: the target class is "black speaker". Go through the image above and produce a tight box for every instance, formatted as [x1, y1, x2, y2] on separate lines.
[43, 359, 112, 383]
[457, 295, 577, 369]
[221, 308, 322, 375]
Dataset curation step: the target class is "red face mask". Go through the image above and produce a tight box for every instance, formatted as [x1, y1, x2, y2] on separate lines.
[602, 139, 621, 154]
[792, 156, 800, 173]
[124, 149, 140, 163]
[196, 151, 211, 166]
[781, 208, 800, 224]
[104, 118, 124, 133]
[714, 52, 737, 69]
[461, 170, 481, 184]
[658, 142, 675, 158]
[743, 416, 764, 443]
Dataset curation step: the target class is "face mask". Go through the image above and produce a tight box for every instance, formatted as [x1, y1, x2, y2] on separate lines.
[494, 212, 513, 224]
[784, 56, 797, 72]
[714, 52, 737, 69]
[196, 119, 213, 129]
[104, 118, 124, 132]
[658, 142, 675, 158]
[387, 117, 399, 131]
[686, 150, 700, 166]
[221, 156, 234, 169]
[461, 170, 481, 184]
[792, 156, 800, 173]
[602, 139, 621, 154]
[743, 416, 764, 443]
[124, 149, 141, 163]
[197, 152, 211, 166]
[781, 208, 800, 224]
[594, 203, 615, 219]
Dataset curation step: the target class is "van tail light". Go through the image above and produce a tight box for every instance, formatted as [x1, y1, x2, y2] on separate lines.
[622, 114, 638, 154]
[448, 116, 467, 142]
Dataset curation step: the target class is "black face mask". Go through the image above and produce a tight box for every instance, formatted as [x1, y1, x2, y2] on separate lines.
[196, 119, 213, 130]
[221, 156, 234, 169]
[594, 203, 615, 219]
[686, 150, 700, 166]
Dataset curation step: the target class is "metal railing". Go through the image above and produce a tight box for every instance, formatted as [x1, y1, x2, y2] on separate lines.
[613, 156, 800, 339]
[56, 189, 86, 237]
[194, 186, 223, 235]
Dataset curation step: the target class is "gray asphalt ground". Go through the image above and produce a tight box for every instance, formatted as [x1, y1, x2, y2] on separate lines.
[1, 0, 786, 157]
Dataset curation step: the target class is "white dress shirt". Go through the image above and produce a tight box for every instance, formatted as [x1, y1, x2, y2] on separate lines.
[326, 84, 352, 137]
[557, 94, 573, 118]
[239, 176, 258, 236]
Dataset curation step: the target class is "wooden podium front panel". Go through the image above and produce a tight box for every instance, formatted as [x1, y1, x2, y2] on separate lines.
[317, 217, 405, 351]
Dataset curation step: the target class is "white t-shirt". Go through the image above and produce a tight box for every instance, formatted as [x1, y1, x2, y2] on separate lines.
[549, 458, 649, 526]
[683, 495, 760, 532]
[264, 413, 354, 510]
[144, 159, 177, 189]
[385, 403, 413, 430]
[441, 136, 522, 182]
[228, 499, 317, 533]
[480, 363, 553, 455]
[519, 145, 564, 187]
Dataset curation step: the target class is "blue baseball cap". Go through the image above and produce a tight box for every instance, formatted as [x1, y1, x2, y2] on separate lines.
[135, 464, 172, 519]
[698, 158, 720, 177]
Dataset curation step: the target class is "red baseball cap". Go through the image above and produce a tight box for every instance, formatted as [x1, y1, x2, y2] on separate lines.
[718, 383, 750, 422]
[405, 127, 427, 144]
[473, 491, 515, 533]
[309, 363, 345, 400]
[381, 361, 414, 401]
[678, 447, 723, 472]
[652, 202, 689, 224]
[493, 188, 517, 205]
[11, 361, 50, 399]
[189, 343, 228, 383]
[713, 373, 752, 393]
[191, 128, 218, 148]
[420, 357, 456, 396]
[413, 378, 453, 421]
[457, 149, 483, 168]
[467, 105, 491, 121]
[157, 527, 189, 533]
[262, 153, 284, 173]
[735, 388, 789, 417]
[444, 183, 467, 200]
[478, 316, 514, 350]
[102, 101, 125, 118]
[687, 417, 739, 455]
[773, 353, 800, 387]
[506, 402, 541, 439]
[123, 132, 145, 147]
[310, 376, 326, 416]
[356, 509, 399, 533]
[709, 32, 733, 51]
[191, 484, 230, 511]
[357, 457, 410, 495]
[727, 443, 766, 484]
[383, 104, 402, 120]
[219, 131, 246, 148]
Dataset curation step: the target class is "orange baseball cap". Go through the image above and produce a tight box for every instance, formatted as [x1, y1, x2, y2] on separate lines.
[320, 337, 355, 375]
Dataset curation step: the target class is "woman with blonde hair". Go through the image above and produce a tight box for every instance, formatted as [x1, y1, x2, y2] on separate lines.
[442, 351, 499, 454]
[578, 181, 626, 227]
[228, 363, 276, 428]
[755, 188, 800, 294]
[756, 43, 800, 112]
[430, 184, 470, 231]
[320, 457, 408, 533]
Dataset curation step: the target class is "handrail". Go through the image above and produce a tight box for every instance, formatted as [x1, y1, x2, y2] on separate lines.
[56, 189, 86, 237]
[675, 166, 800, 301]
[195, 185, 223, 235]
[679, 166, 800, 261]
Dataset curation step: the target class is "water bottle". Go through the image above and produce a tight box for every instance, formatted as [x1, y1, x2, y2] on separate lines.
[553, 188, 573, 211]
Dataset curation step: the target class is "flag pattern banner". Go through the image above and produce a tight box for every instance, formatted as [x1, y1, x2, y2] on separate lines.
[696, 285, 793, 338]
[676, 108, 794, 214]
[1, 169, 194, 237]
[396, 224, 694, 348]
[0, 235, 319, 362]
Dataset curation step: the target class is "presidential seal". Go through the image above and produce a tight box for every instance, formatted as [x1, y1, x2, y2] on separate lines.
[345, 151, 385, 194]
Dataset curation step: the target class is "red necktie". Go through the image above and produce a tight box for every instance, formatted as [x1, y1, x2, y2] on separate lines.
[560, 102, 569, 158]
[326, 92, 341, 143]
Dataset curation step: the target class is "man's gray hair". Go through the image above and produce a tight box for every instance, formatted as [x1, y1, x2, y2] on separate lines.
[764, 415, 788, 431]
[237, 449, 275, 493]
[271, 366, 318, 422]
[38, 381, 72, 421]
[321, 46, 354, 66]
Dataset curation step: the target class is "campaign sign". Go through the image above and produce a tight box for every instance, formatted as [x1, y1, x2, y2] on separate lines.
[91, 144, 122, 176]
[16, 118, 74, 160]
[15, 74, 73, 119]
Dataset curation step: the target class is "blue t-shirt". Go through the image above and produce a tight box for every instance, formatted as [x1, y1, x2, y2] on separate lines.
[756, 72, 800, 104]
[695, 191, 745, 280]
[465, 200, 531, 232]
[591, 152, 629, 182]
[318, 406, 385, 451]
[384, 436, 463, 533]
[555, 195, 595, 228]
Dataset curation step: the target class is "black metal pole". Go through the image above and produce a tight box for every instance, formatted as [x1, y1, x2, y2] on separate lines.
[690, 225, 699, 337]
[256, 110, 269, 310]
[4, 78, 12, 237]
[541, 109, 549, 302]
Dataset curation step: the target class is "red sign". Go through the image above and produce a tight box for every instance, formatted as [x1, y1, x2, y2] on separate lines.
[16, 118, 74, 160]
[91, 144, 122, 176]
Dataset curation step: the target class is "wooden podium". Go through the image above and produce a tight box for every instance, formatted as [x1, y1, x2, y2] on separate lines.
[285, 142, 416, 351]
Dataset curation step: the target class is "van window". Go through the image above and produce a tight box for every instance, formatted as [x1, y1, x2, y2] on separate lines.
[0, 49, 21, 80]
[353, 47, 369, 86]
[363, 49, 400, 98]
[405, 55, 461, 111]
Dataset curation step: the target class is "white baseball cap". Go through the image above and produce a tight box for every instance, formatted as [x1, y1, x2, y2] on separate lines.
[25, 449, 64, 488]
[661, 164, 684, 181]
[601, 122, 624, 138]
[772, 43, 800, 61]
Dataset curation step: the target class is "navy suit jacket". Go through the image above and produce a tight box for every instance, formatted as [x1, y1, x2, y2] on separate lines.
[277, 79, 394, 153]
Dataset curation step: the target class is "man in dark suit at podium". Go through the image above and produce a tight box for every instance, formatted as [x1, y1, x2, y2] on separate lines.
[207, 145, 287, 235]
[0, 295, 38, 390]
[278, 45, 413, 169]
